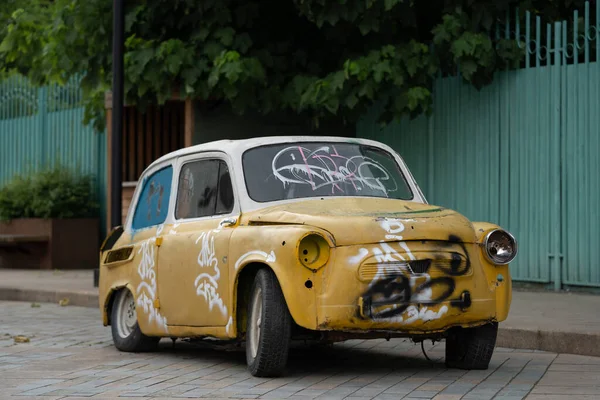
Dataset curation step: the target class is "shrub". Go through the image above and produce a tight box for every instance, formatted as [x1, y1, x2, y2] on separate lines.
[0, 165, 99, 221]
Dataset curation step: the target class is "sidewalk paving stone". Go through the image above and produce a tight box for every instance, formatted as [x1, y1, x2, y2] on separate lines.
[0, 284, 599, 399]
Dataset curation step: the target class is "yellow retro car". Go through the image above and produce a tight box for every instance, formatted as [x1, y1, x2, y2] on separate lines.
[99, 136, 516, 377]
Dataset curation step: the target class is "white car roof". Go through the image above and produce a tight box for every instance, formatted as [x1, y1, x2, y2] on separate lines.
[124, 135, 428, 230]
[147, 136, 390, 171]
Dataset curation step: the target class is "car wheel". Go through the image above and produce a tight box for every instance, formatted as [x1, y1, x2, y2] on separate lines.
[111, 288, 160, 352]
[246, 268, 292, 377]
[445, 322, 498, 370]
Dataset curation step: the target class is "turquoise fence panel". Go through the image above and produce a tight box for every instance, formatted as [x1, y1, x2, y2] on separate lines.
[358, 1, 600, 289]
[358, 70, 556, 284]
[0, 75, 44, 181]
[504, 65, 560, 285]
[559, 1, 600, 288]
[359, 106, 430, 190]
[0, 74, 107, 239]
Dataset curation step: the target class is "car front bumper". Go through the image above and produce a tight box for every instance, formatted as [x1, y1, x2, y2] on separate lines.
[310, 241, 511, 335]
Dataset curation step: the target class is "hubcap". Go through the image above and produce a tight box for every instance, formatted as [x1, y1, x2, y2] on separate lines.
[248, 287, 263, 359]
[117, 291, 137, 339]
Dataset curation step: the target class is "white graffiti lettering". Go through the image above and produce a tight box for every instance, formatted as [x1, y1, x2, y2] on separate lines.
[194, 231, 227, 316]
[136, 236, 168, 332]
[272, 145, 398, 195]
[226, 316, 233, 335]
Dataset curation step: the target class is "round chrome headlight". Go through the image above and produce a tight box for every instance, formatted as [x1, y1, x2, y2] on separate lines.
[483, 229, 518, 265]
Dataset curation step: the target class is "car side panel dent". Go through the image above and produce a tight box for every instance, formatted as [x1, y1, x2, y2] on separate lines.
[230, 225, 322, 332]
[495, 267, 512, 321]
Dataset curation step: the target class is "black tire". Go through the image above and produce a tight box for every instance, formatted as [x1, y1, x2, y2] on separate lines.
[245, 268, 292, 377]
[111, 289, 160, 352]
[445, 322, 498, 370]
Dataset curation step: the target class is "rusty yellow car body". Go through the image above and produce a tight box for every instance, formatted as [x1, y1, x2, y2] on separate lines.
[99, 136, 516, 377]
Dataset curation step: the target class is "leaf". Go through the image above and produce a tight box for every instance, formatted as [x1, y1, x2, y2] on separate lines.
[404, 56, 421, 77]
[344, 60, 360, 77]
[345, 93, 359, 109]
[132, 48, 154, 72]
[59, 298, 70, 307]
[234, 33, 252, 53]
[214, 27, 235, 46]
[329, 71, 345, 91]
[182, 67, 201, 86]
[203, 41, 224, 60]
[166, 53, 183, 74]
[324, 97, 339, 114]
[452, 37, 472, 58]
[13, 335, 30, 343]
[372, 60, 391, 83]
[358, 18, 374, 35]
[406, 87, 430, 110]
[358, 82, 374, 99]
[460, 59, 478, 79]
[384, 0, 401, 11]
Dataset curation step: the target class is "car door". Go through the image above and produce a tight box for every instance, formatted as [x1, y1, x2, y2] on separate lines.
[126, 163, 174, 335]
[156, 153, 238, 328]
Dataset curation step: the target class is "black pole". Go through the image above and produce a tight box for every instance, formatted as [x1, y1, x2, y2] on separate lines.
[111, 0, 124, 229]
[98, 0, 124, 288]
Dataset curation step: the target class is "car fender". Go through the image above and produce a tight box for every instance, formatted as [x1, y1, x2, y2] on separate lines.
[229, 225, 333, 332]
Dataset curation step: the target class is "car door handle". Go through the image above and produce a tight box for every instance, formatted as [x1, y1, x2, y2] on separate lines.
[220, 217, 237, 227]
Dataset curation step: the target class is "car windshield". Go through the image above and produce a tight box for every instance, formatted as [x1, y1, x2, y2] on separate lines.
[242, 142, 413, 202]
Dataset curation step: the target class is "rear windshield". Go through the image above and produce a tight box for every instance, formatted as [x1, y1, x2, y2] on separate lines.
[242, 142, 413, 202]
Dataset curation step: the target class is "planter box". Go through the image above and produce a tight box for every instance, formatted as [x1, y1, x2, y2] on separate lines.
[0, 218, 99, 270]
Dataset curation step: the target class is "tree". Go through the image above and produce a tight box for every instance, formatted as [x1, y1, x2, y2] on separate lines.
[0, 0, 588, 131]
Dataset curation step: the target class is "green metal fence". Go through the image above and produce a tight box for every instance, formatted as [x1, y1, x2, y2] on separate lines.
[358, 1, 600, 289]
[0, 74, 107, 238]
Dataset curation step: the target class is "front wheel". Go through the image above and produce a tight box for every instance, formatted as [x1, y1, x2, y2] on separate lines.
[246, 268, 292, 377]
[445, 322, 498, 370]
[111, 289, 160, 352]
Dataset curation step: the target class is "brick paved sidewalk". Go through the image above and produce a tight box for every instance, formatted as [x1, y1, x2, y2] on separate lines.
[1, 268, 600, 356]
[2, 300, 600, 399]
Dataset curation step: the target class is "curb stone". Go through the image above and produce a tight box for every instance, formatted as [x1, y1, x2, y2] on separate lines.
[1, 287, 597, 357]
[497, 327, 600, 357]
[0, 287, 98, 308]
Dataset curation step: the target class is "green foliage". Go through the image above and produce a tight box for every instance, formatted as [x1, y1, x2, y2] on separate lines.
[0, 165, 99, 221]
[0, 0, 586, 131]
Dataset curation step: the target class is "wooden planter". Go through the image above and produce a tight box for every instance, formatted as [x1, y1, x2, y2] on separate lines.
[0, 218, 99, 270]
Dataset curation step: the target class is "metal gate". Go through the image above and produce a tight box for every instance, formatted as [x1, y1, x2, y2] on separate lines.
[358, 1, 600, 289]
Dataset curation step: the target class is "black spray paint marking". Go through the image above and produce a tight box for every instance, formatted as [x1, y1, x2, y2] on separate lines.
[359, 235, 472, 320]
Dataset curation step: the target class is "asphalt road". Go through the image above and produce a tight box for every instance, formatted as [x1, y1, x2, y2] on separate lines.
[0, 301, 598, 400]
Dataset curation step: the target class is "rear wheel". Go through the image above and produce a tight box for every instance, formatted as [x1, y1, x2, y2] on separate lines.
[445, 322, 498, 370]
[246, 268, 292, 377]
[111, 289, 159, 352]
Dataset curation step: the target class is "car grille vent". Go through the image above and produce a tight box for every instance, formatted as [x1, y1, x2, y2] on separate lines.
[408, 259, 432, 274]
[358, 259, 434, 281]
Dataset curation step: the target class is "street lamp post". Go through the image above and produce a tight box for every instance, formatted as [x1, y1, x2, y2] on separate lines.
[111, 0, 124, 230]
[96, 0, 124, 289]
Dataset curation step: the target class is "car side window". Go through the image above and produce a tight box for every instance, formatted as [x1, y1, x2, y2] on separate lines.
[175, 159, 235, 220]
[131, 166, 173, 231]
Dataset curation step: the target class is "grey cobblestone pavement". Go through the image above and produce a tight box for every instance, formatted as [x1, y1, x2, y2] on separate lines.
[0, 301, 598, 400]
